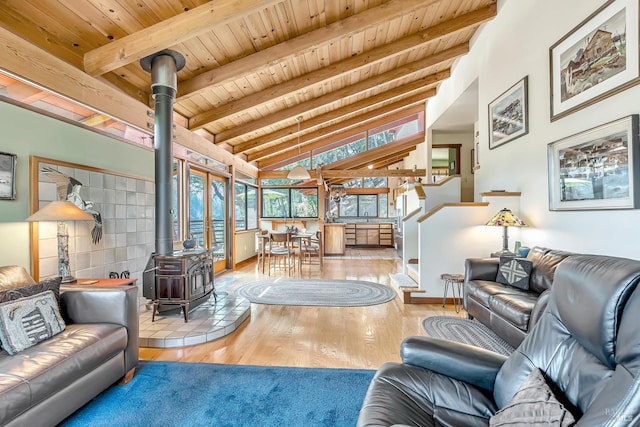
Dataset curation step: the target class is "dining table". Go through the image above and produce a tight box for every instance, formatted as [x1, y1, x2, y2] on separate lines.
[257, 231, 316, 276]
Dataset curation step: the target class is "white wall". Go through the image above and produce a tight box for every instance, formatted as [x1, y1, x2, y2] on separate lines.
[427, 0, 640, 259]
[432, 132, 474, 201]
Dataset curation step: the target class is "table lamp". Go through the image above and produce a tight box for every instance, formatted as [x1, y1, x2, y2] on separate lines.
[26, 200, 94, 283]
[485, 208, 527, 257]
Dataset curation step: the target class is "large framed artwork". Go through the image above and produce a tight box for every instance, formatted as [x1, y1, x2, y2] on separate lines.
[547, 115, 640, 210]
[550, 0, 640, 121]
[0, 152, 17, 200]
[488, 76, 529, 149]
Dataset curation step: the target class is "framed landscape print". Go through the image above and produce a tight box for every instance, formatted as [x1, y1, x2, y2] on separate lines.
[488, 76, 529, 149]
[547, 115, 640, 210]
[0, 152, 17, 200]
[550, 0, 640, 121]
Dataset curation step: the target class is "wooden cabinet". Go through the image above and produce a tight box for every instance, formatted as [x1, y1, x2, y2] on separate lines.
[346, 223, 394, 247]
[379, 223, 393, 246]
[345, 223, 356, 246]
[324, 224, 346, 255]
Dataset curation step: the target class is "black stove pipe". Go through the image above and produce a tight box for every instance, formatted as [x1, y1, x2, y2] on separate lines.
[141, 50, 185, 256]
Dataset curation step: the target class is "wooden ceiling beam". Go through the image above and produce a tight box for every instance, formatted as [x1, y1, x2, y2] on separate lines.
[177, 3, 495, 125]
[259, 133, 423, 169]
[258, 168, 423, 179]
[210, 62, 451, 145]
[230, 83, 438, 151]
[246, 106, 423, 162]
[256, 118, 421, 168]
[178, 0, 442, 99]
[83, 0, 281, 76]
[337, 149, 416, 171]
[324, 135, 424, 171]
[219, 73, 442, 146]
[322, 169, 425, 178]
[190, 43, 466, 131]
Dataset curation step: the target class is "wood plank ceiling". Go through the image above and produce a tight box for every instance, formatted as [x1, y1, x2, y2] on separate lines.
[0, 0, 497, 174]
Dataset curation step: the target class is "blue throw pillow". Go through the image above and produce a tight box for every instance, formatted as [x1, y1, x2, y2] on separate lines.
[496, 256, 532, 290]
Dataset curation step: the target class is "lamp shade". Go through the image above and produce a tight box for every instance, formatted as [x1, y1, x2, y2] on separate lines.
[26, 201, 94, 222]
[287, 165, 311, 180]
[486, 208, 526, 227]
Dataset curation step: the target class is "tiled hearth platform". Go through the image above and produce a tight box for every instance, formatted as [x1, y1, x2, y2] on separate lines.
[139, 291, 250, 348]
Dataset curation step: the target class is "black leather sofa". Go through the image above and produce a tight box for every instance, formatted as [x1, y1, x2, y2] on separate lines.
[0, 266, 139, 427]
[463, 246, 572, 347]
[357, 253, 640, 426]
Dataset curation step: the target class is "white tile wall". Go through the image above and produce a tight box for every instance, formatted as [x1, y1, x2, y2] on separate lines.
[37, 162, 154, 292]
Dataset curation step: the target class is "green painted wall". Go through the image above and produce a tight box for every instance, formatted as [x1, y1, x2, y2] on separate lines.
[0, 101, 153, 267]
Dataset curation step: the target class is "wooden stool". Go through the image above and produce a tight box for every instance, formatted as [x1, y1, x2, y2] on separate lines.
[440, 273, 465, 313]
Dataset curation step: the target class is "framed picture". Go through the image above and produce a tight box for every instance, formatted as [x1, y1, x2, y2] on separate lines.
[488, 76, 529, 149]
[550, 0, 640, 121]
[547, 115, 640, 210]
[0, 152, 17, 200]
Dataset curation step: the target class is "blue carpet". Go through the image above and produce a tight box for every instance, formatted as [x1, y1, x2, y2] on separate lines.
[60, 361, 375, 427]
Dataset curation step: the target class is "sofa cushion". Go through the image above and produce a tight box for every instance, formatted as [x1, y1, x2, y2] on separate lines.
[467, 281, 538, 331]
[0, 323, 127, 426]
[489, 293, 538, 331]
[497, 257, 532, 290]
[490, 368, 576, 426]
[467, 280, 535, 307]
[0, 291, 66, 355]
[0, 276, 62, 306]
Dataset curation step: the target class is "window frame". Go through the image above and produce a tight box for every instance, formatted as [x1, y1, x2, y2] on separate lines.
[234, 181, 259, 231]
[261, 187, 318, 219]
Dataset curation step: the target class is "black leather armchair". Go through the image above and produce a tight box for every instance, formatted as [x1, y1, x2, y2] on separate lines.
[358, 254, 640, 426]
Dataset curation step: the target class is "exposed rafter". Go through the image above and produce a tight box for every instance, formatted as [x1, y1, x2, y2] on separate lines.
[177, 0, 443, 99]
[180, 4, 495, 128]
[190, 43, 467, 131]
[84, 0, 282, 76]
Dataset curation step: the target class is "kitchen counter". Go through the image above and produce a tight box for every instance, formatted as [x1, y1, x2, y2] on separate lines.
[324, 223, 346, 255]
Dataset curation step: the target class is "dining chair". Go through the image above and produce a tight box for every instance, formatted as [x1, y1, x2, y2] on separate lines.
[300, 231, 322, 266]
[268, 232, 296, 276]
[255, 230, 269, 273]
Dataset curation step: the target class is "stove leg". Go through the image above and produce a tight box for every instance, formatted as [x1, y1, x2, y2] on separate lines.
[152, 301, 159, 322]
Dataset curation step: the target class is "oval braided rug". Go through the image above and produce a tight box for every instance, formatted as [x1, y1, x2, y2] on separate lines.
[421, 316, 515, 356]
[235, 279, 396, 307]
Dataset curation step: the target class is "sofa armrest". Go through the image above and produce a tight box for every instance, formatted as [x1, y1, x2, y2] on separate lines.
[60, 286, 139, 375]
[464, 257, 500, 282]
[400, 336, 507, 391]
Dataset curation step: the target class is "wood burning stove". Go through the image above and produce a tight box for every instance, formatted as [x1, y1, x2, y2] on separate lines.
[143, 249, 215, 322]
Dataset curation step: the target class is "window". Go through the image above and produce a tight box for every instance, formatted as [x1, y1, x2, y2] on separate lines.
[335, 194, 388, 218]
[172, 159, 182, 241]
[261, 188, 318, 218]
[312, 137, 366, 168]
[235, 182, 258, 231]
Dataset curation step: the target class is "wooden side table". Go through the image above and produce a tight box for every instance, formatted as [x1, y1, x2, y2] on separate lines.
[65, 278, 137, 287]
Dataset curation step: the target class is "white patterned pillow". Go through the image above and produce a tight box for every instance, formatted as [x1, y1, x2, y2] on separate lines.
[496, 256, 533, 290]
[0, 290, 66, 355]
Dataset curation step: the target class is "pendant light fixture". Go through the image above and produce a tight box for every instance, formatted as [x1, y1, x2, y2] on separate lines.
[287, 116, 311, 180]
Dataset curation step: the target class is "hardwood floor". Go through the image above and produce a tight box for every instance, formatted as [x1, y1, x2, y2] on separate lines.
[139, 252, 464, 370]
